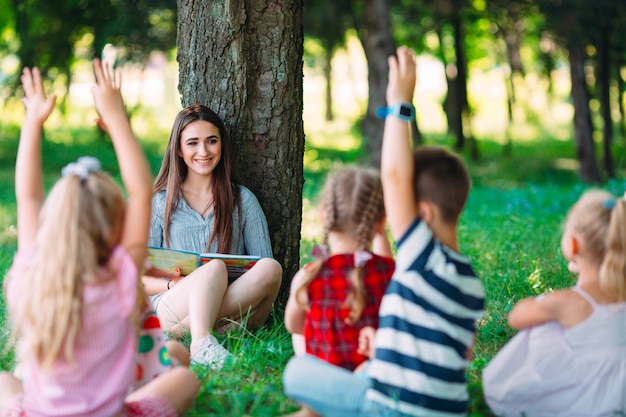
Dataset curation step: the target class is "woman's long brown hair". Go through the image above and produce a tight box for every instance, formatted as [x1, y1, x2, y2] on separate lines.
[153, 104, 241, 253]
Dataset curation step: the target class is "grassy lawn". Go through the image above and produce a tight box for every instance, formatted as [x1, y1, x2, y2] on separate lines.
[0, 117, 625, 416]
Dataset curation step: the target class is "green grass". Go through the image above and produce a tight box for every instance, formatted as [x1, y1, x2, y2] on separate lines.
[1, 120, 625, 416]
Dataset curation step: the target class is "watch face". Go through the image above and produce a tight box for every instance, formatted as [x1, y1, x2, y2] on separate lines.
[399, 105, 413, 117]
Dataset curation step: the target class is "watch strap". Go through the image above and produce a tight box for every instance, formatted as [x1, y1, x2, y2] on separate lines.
[375, 102, 415, 122]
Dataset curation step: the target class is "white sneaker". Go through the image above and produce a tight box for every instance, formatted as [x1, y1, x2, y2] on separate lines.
[190, 335, 232, 369]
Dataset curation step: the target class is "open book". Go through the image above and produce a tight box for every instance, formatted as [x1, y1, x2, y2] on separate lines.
[147, 246, 260, 282]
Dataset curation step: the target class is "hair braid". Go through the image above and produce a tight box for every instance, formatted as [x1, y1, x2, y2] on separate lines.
[344, 170, 385, 324]
[294, 175, 338, 311]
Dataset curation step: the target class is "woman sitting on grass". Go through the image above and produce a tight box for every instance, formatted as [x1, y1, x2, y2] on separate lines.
[482, 189, 626, 416]
[143, 104, 282, 369]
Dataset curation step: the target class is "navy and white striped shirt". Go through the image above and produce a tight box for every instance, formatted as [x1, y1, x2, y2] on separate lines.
[148, 186, 273, 258]
[366, 216, 484, 417]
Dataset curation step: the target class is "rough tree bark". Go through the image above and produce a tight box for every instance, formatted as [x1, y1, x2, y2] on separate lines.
[177, 0, 305, 305]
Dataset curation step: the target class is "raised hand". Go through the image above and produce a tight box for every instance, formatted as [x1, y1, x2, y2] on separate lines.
[386, 46, 416, 105]
[91, 58, 126, 123]
[20, 67, 56, 125]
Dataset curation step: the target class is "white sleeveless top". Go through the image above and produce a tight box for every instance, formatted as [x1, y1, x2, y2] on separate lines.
[482, 286, 626, 417]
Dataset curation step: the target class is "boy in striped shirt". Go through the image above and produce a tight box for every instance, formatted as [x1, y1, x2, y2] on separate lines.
[282, 46, 485, 417]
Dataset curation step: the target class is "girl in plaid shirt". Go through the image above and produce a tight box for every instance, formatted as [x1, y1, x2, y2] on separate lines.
[284, 166, 395, 371]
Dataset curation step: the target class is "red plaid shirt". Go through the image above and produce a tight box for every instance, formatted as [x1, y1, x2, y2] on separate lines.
[304, 253, 395, 371]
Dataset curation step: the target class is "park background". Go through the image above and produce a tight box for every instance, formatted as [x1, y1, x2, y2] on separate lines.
[1, 1, 626, 415]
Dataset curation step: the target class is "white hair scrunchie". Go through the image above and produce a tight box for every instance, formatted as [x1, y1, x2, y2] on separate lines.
[354, 250, 373, 268]
[61, 156, 101, 180]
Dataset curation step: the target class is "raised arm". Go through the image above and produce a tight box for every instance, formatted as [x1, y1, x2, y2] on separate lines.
[380, 47, 417, 241]
[15, 67, 56, 249]
[91, 59, 153, 268]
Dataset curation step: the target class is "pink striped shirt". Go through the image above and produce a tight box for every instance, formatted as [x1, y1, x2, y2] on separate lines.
[7, 245, 138, 417]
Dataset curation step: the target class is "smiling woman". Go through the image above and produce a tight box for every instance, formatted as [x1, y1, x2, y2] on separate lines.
[142, 104, 283, 369]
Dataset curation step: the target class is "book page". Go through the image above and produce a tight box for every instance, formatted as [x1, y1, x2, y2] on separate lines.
[147, 247, 199, 276]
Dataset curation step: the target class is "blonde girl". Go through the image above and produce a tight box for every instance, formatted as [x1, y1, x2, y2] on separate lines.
[483, 189, 626, 416]
[0, 61, 198, 417]
[284, 166, 395, 371]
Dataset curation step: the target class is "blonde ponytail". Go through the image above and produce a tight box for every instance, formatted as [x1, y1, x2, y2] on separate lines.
[599, 197, 626, 301]
[12, 172, 125, 370]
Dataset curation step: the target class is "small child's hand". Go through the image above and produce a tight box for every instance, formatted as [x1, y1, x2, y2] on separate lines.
[91, 58, 126, 123]
[357, 326, 377, 358]
[20, 67, 56, 125]
[386, 46, 416, 105]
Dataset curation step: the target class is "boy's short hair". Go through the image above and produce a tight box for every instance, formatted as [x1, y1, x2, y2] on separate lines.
[412, 146, 470, 224]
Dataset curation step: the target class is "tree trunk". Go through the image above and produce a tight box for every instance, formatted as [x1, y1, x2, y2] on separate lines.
[568, 43, 601, 183]
[618, 63, 626, 142]
[324, 46, 334, 121]
[177, 0, 305, 306]
[596, 29, 614, 178]
[356, 0, 396, 167]
[451, 13, 478, 160]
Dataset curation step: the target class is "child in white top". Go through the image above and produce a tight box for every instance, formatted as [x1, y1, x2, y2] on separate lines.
[483, 189, 626, 416]
[0, 60, 199, 417]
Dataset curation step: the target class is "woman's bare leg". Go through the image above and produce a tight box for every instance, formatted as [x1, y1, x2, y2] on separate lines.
[156, 260, 228, 354]
[216, 258, 282, 331]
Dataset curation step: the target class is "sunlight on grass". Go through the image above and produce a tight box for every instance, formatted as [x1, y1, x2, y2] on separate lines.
[526, 267, 554, 295]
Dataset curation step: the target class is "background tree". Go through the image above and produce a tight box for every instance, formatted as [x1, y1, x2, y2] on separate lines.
[177, 0, 305, 305]
[483, 0, 531, 156]
[8, 0, 177, 104]
[349, 0, 396, 167]
[538, 0, 601, 182]
[587, 0, 626, 179]
[303, 0, 352, 121]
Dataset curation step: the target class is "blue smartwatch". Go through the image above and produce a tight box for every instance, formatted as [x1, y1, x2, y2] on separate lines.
[375, 102, 415, 122]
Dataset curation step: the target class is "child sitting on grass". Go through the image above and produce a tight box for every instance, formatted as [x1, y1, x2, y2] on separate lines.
[482, 189, 626, 416]
[281, 46, 485, 417]
[0, 60, 198, 417]
[284, 166, 394, 370]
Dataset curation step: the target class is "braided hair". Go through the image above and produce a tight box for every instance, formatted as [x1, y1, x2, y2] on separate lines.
[294, 166, 386, 324]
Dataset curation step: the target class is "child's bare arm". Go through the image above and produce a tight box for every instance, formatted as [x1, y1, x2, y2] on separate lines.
[91, 59, 152, 268]
[380, 47, 418, 241]
[508, 296, 559, 330]
[284, 269, 308, 334]
[508, 290, 589, 329]
[15, 67, 56, 249]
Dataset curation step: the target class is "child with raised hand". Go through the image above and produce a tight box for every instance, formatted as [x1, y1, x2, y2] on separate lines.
[0, 61, 198, 416]
[284, 166, 395, 370]
[282, 46, 485, 417]
[483, 190, 626, 416]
